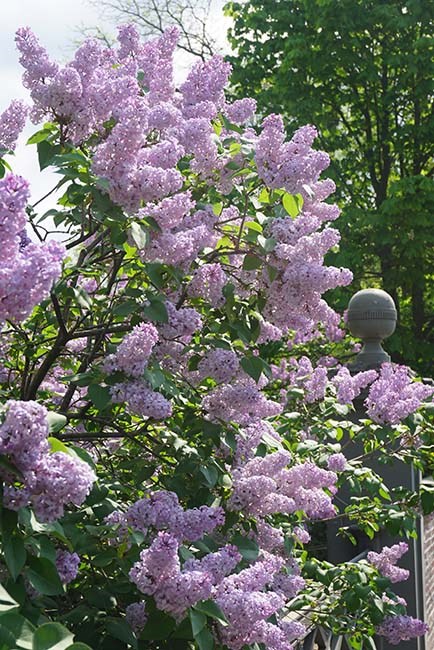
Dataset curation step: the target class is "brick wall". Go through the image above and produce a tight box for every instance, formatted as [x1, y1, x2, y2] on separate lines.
[423, 513, 434, 650]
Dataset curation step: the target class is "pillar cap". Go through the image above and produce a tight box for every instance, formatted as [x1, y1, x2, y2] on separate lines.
[347, 289, 397, 370]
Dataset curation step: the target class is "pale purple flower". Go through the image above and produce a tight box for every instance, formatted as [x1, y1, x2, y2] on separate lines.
[112, 323, 159, 377]
[0, 100, 28, 151]
[125, 602, 147, 634]
[197, 348, 239, 384]
[188, 263, 227, 307]
[224, 98, 256, 124]
[110, 380, 172, 419]
[365, 363, 434, 424]
[327, 453, 347, 472]
[56, 550, 80, 584]
[377, 615, 428, 645]
[331, 366, 377, 404]
[203, 377, 282, 425]
[367, 542, 409, 583]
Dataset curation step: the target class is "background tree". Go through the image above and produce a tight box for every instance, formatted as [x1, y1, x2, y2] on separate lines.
[83, 0, 222, 59]
[225, 0, 434, 374]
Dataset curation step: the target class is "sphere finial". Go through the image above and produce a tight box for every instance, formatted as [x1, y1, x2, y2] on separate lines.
[346, 288, 397, 370]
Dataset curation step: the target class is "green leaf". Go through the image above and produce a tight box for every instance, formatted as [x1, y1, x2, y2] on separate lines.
[27, 127, 55, 145]
[46, 413, 67, 434]
[47, 437, 70, 455]
[30, 536, 57, 563]
[0, 584, 18, 613]
[232, 534, 259, 561]
[245, 221, 263, 233]
[66, 645, 93, 650]
[346, 633, 363, 650]
[195, 627, 214, 650]
[365, 636, 377, 650]
[27, 515, 69, 545]
[129, 222, 148, 249]
[105, 619, 137, 649]
[140, 610, 175, 640]
[27, 557, 63, 596]
[200, 466, 219, 488]
[421, 484, 434, 515]
[282, 193, 302, 218]
[258, 187, 270, 203]
[72, 287, 92, 310]
[32, 623, 74, 650]
[189, 610, 206, 637]
[193, 601, 227, 625]
[113, 301, 137, 317]
[143, 297, 168, 323]
[37, 141, 62, 171]
[0, 457, 22, 480]
[242, 254, 262, 271]
[87, 385, 111, 410]
[3, 533, 26, 581]
[0, 613, 34, 649]
[240, 356, 264, 382]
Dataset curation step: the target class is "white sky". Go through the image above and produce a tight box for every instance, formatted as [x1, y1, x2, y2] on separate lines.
[0, 0, 230, 215]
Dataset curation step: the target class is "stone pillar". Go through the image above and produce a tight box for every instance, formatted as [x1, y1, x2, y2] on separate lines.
[326, 289, 425, 650]
[422, 504, 434, 650]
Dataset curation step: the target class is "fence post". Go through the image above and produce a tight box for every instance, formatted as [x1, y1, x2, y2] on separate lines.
[326, 288, 425, 650]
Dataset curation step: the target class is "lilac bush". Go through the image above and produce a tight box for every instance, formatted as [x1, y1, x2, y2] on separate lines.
[0, 22, 432, 650]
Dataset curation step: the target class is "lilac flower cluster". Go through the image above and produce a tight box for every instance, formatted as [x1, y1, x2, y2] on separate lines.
[367, 542, 410, 583]
[327, 453, 347, 472]
[202, 376, 282, 425]
[125, 602, 147, 634]
[0, 400, 95, 522]
[111, 489, 224, 543]
[129, 532, 214, 621]
[103, 323, 172, 418]
[289, 356, 328, 403]
[365, 363, 434, 425]
[0, 100, 28, 151]
[180, 56, 231, 119]
[234, 419, 282, 465]
[0, 174, 64, 323]
[256, 168, 352, 340]
[183, 545, 241, 584]
[55, 550, 80, 584]
[331, 366, 377, 404]
[377, 615, 428, 645]
[214, 553, 304, 650]
[224, 98, 256, 125]
[257, 320, 284, 344]
[255, 520, 285, 553]
[188, 263, 227, 307]
[229, 450, 337, 520]
[108, 323, 159, 377]
[0, 174, 29, 259]
[14, 24, 232, 224]
[14, 25, 354, 348]
[256, 117, 327, 193]
[197, 348, 240, 384]
[158, 301, 203, 341]
[142, 206, 219, 267]
[273, 570, 306, 600]
[110, 380, 172, 420]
